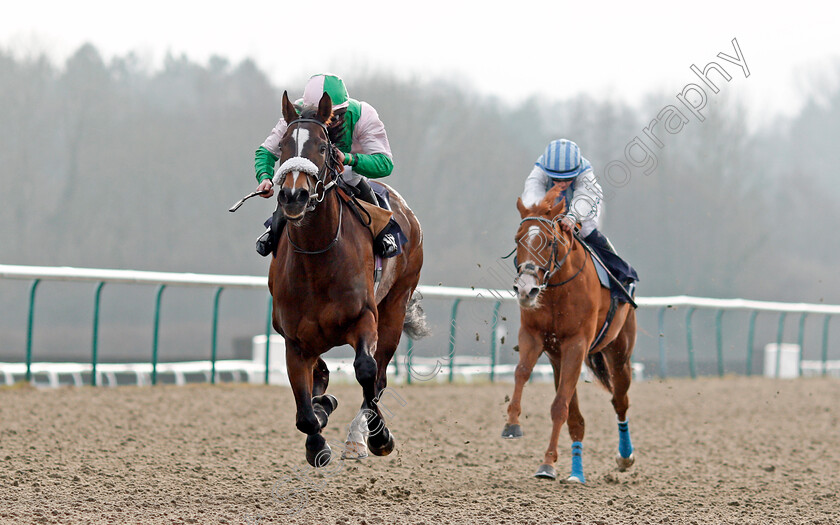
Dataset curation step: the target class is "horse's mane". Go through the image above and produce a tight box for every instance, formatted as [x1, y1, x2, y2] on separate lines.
[527, 184, 567, 218]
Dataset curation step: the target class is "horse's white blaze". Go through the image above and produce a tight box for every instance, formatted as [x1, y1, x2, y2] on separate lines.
[526, 225, 540, 251]
[293, 127, 310, 157]
[288, 127, 312, 189]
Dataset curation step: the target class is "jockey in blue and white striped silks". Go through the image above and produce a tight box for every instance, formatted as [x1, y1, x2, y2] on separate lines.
[521, 139, 602, 237]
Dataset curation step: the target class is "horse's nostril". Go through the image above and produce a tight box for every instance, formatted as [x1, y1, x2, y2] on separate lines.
[527, 287, 540, 298]
[278, 188, 293, 204]
[279, 188, 309, 206]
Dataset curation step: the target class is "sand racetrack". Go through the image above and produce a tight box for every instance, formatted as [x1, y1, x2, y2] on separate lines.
[1, 376, 839, 525]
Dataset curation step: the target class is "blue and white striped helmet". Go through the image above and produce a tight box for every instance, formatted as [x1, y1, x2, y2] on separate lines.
[536, 139, 590, 180]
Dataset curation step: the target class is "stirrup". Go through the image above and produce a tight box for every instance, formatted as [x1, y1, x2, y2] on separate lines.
[375, 232, 399, 257]
[256, 228, 273, 257]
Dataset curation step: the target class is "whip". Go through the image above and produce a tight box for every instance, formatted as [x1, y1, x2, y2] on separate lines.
[228, 189, 270, 212]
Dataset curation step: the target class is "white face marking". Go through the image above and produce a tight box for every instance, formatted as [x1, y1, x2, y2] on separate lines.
[526, 225, 540, 252]
[290, 127, 311, 187]
[293, 127, 310, 157]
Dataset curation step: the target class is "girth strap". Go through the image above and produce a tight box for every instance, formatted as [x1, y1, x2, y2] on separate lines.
[589, 295, 619, 351]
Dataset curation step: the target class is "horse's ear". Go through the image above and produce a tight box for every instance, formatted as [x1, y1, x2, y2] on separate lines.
[516, 197, 528, 217]
[281, 91, 298, 123]
[317, 92, 333, 123]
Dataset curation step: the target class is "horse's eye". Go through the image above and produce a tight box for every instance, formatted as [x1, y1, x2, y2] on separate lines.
[319, 144, 327, 154]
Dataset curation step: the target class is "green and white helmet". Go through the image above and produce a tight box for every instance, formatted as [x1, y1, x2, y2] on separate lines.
[301, 73, 350, 110]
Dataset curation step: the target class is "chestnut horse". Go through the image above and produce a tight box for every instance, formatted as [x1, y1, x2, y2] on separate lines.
[268, 91, 427, 467]
[502, 185, 637, 483]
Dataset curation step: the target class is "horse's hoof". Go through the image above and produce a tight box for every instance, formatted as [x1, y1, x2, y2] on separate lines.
[616, 452, 635, 471]
[501, 423, 523, 439]
[368, 431, 396, 457]
[341, 441, 369, 460]
[533, 464, 557, 479]
[313, 394, 338, 411]
[565, 475, 586, 484]
[305, 434, 332, 468]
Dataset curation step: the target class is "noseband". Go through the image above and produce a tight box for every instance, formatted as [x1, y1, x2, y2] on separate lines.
[515, 216, 585, 290]
[275, 117, 341, 209]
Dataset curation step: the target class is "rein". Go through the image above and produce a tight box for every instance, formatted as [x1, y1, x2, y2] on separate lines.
[285, 192, 344, 255]
[516, 216, 586, 290]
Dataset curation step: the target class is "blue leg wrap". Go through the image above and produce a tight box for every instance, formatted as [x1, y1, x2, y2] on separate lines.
[570, 441, 585, 482]
[618, 419, 633, 459]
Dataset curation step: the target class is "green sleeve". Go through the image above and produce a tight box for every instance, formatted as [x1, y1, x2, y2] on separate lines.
[352, 153, 394, 179]
[255, 146, 278, 183]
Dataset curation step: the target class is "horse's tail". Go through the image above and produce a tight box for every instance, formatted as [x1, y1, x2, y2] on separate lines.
[585, 351, 612, 392]
[402, 291, 431, 340]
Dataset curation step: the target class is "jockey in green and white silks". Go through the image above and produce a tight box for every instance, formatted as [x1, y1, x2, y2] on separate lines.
[255, 73, 394, 187]
[521, 139, 639, 298]
[254, 73, 397, 257]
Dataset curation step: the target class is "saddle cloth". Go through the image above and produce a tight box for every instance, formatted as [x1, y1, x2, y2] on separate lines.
[590, 252, 610, 289]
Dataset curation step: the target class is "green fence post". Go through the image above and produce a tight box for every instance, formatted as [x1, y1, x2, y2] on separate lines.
[715, 309, 725, 377]
[264, 295, 273, 385]
[448, 298, 461, 383]
[91, 282, 105, 387]
[210, 287, 224, 385]
[685, 307, 697, 379]
[796, 312, 808, 377]
[151, 284, 166, 386]
[774, 312, 787, 378]
[25, 279, 41, 383]
[746, 310, 758, 376]
[657, 306, 667, 378]
[489, 300, 502, 383]
[822, 315, 831, 376]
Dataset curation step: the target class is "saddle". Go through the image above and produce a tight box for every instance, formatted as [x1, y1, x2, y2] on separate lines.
[336, 181, 408, 259]
[335, 186, 392, 239]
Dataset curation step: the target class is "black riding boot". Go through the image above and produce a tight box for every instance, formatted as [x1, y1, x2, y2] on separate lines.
[350, 178, 399, 258]
[584, 229, 639, 295]
[350, 177, 378, 206]
[256, 208, 286, 257]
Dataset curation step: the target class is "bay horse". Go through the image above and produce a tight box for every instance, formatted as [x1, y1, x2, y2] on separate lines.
[268, 90, 427, 467]
[502, 185, 637, 482]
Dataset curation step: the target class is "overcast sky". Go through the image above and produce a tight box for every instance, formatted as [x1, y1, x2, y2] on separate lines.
[3, 1, 840, 128]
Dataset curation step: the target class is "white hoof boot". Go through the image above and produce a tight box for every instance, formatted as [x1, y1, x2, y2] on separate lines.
[616, 452, 635, 471]
[566, 475, 585, 484]
[341, 441, 368, 460]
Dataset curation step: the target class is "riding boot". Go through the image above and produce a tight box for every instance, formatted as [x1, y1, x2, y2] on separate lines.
[584, 229, 618, 255]
[350, 177, 378, 206]
[256, 208, 287, 257]
[351, 178, 399, 258]
[583, 229, 639, 293]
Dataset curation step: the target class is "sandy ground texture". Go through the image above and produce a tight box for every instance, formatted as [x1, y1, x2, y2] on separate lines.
[1, 375, 839, 525]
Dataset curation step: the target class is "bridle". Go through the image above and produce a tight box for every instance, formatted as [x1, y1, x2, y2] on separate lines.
[514, 215, 586, 290]
[275, 117, 342, 210]
[276, 117, 344, 255]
